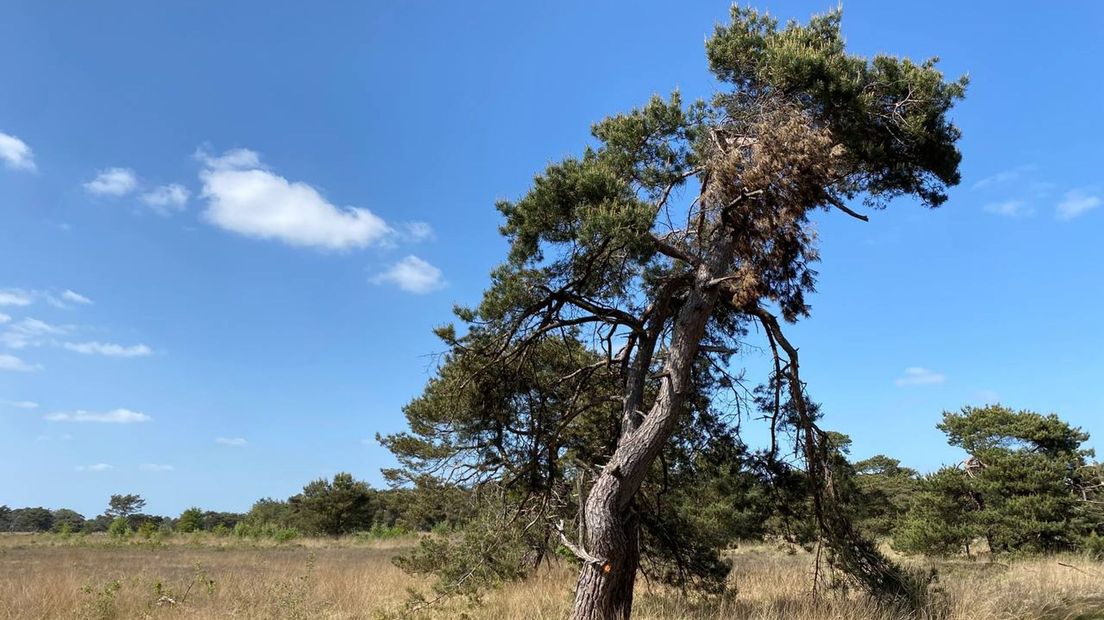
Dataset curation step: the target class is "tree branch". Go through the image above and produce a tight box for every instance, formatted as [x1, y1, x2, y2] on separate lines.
[827, 196, 869, 222]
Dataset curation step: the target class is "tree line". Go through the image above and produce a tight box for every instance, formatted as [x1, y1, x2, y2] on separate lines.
[5, 404, 1100, 560]
[0, 473, 465, 539]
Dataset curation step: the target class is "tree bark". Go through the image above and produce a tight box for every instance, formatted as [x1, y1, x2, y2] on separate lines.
[570, 237, 730, 620]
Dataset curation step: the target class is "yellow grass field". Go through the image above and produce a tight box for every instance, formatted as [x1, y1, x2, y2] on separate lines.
[0, 534, 1101, 619]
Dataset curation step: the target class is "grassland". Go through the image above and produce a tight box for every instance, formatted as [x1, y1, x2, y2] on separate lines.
[0, 533, 1101, 619]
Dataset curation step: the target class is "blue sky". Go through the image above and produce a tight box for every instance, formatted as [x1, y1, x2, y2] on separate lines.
[1, 1, 1101, 517]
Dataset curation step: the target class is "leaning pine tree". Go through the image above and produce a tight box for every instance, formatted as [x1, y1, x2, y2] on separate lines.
[383, 7, 966, 619]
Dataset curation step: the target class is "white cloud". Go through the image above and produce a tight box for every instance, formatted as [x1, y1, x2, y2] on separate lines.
[75, 463, 114, 472]
[140, 463, 175, 472]
[45, 408, 151, 423]
[371, 255, 445, 294]
[971, 164, 1036, 190]
[402, 221, 435, 242]
[2, 400, 39, 409]
[84, 168, 138, 196]
[60, 290, 93, 305]
[894, 367, 946, 387]
[0, 288, 94, 309]
[198, 149, 392, 250]
[1056, 189, 1101, 221]
[0, 353, 39, 372]
[1, 317, 68, 349]
[215, 437, 247, 446]
[63, 341, 152, 358]
[0, 289, 33, 306]
[140, 184, 190, 214]
[983, 200, 1033, 218]
[0, 313, 8, 324]
[197, 147, 262, 171]
[0, 132, 36, 172]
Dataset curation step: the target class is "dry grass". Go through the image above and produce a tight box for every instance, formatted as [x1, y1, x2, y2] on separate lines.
[0, 534, 1101, 619]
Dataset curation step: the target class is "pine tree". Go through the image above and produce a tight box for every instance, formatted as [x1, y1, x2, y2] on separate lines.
[388, 6, 965, 618]
[896, 405, 1099, 556]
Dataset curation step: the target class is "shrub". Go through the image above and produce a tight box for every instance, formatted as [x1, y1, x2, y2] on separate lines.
[107, 517, 130, 540]
[233, 521, 299, 542]
[137, 521, 158, 540]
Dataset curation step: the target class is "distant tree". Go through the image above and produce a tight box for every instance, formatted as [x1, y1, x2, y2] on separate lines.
[852, 455, 920, 538]
[82, 514, 112, 533]
[289, 472, 376, 536]
[126, 514, 165, 531]
[0, 505, 11, 531]
[10, 507, 54, 532]
[893, 468, 979, 556]
[176, 507, 204, 533]
[201, 511, 244, 531]
[51, 509, 86, 533]
[106, 494, 146, 518]
[896, 405, 1097, 556]
[244, 498, 294, 528]
[377, 479, 471, 532]
[942, 404, 1093, 553]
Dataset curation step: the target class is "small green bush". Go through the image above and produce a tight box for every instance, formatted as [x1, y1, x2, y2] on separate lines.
[107, 517, 130, 540]
[137, 521, 158, 540]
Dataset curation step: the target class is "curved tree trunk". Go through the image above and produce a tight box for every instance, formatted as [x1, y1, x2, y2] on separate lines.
[570, 242, 728, 620]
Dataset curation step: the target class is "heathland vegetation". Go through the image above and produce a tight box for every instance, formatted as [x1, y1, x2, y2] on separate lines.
[4, 404, 1102, 618]
[5, 6, 1103, 620]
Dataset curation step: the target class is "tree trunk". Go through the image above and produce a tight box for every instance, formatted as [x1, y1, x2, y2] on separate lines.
[571, 505, 639, 620]
[570, 240, 729, 619]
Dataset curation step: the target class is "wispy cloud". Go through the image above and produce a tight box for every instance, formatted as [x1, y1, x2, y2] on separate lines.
[983, 200, 1033, 218]
[59, 290, 93, 305]
[198, 148, 393, 250]
[0, 288, 92, 309]
[401, 221, 435, 242]
[199, 148, 261, 171]
[971, 164, 1036, 190]
[84, 168, 138, 197]
[75, 463, 114, 472]
[0, 317, 69, 349]
[63, 341, 152, 358]
[215, 437, 247, 446]
[371, 255, 445, 294]
[0, 353, 40, 372]
[0, 313, 8, 324]
[45, 408, 151, 423]
[0, 132, 36, 172]
[894, 367, 946, 387]
[140, 463, 175, 472]
[140, 184, 190, 215]
[1056, 189, 1101, 221]
[0, 289, 34, 307]
[1, 306, 154, 359]
[2, 400, 39, 409]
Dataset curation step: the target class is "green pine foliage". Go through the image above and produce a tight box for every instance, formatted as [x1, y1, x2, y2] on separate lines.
[895, 405, 1101, 556]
